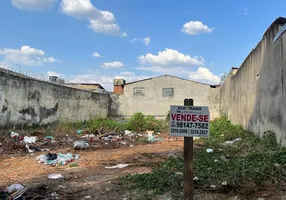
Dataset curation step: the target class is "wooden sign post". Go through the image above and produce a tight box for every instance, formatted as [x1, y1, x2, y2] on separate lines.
[169, 99, 210, 200]
[183, 98, 193, 200]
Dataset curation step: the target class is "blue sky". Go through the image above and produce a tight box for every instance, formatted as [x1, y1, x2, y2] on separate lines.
[0, 0, 285, 91]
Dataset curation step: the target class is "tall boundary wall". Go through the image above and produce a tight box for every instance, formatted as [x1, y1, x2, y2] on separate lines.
[220, 17, 286, 145]
[0, 68, 109, 128]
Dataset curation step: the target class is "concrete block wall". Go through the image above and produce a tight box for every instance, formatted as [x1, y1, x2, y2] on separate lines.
[220, 18, 286, 145]
[0, 69, 109, 128]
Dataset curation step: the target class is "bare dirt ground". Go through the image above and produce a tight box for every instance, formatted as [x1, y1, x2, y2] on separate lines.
[1, 134, 286, 200]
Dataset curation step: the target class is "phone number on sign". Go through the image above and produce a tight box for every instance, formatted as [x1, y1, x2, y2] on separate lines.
[176, 122, 208, 129]
[170, 129, 208, 135]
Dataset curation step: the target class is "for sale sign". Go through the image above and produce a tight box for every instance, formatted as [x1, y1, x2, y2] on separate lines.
[169, 105, 210, 137]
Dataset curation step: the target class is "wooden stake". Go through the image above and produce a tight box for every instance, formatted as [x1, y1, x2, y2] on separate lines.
[184, 98, 193, 200]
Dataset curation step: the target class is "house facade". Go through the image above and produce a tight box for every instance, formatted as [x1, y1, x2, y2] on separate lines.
[110, 75, 220, 119]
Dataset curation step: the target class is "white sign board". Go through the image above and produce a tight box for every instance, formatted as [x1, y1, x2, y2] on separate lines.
[169, 105, 209, 137]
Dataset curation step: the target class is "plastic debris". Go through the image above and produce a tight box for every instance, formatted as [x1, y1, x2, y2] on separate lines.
[193, 176, 199, 181]
[125, 130, 132, 135]
[214, 159, 219, 162]
[6, 184, 24, 194]
[84, 196, 92, 199]
[210, 185, 216, 189]
[37, 153, 75, 166]
[73, 141, 89, 150]
[10, 132, 19, 138]
[148, 135, 163, 142]
[46, 153, 57, 160]
[225, 138, 241, 145]
[206, 148, 213, 153]
[77, 130, 83, 134]
[82, 134, 96, 141]
[274, 163, 281, 167]
[23, 136, 37, 144]
[48, 173, 64, 180]
[222, 181, 227, 186]
[45, 136, 54, 139]
[175, 172, 183, 175]
[75, 154, 80, 160]
[105, 164, 129, 169]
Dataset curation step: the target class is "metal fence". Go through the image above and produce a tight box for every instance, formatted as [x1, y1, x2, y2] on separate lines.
[0, 63, 65, 85]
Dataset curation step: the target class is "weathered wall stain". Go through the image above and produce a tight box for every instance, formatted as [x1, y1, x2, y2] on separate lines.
[0, 68, 109, 128]
[39, 103, 58, 121]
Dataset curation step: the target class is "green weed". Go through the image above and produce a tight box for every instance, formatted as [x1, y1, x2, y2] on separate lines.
[120, 116, 286, 195]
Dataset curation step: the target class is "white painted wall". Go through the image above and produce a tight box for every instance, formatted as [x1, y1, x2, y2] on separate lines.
[112, 75, 220, 119]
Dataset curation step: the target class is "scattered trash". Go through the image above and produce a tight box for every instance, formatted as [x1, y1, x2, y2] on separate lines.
[46, 153, 57, 160]
[105, 164, 129, 169]
[10, 132, 19, 138]
[84, 196, 92, 199]
[225, 138, 241, 145]
[146, 131, 154, 136]
[45, 136, 54, 139]
[214, 159, 219, 162]
[74, 154, 80, 160]
[147, 135, 163, 142]
[23, 136, 37, 144]
[210, 185, 216, 189]
[125, 130, 132, 135]
[129, 145, 134, 147]
[206, 148, 213, 153]
[175, 172, 183, 175]
[274, 163, 281, 167]
[37, 153, 75, 166]
[6, 184, 24, 194]
[36, 155, 47, 163]
[77, 130, 83, 134]
[48, 173, 64, 180]
[120, 141, 127, 145]
[73, 141, 89, 150]
[222, 181, 227, 186]
[193, 176, 199, 181]
[82, 134, 97, 141]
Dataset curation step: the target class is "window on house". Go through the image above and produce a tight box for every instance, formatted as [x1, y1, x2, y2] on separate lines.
[134, 87, 145, 96]
[163, 88, 174, 97]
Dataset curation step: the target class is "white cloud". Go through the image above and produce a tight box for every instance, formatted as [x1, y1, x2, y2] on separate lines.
[11, 0, 57, 11]
[138, 48, 204, 67]
[130, 36, 151, 46]
[188, 67, 220, 84]
[142, 36, 151, 46]
[92, 52, 101, 57]
[0, 46, 59, 66]
[60, 0, 126, 36]
[47, 71, 65, 78]
[181, 21, 214, 35]
[100, 61, 124, 69]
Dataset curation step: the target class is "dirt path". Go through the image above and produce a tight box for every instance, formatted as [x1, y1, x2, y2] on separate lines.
[0, 137, 183, 195]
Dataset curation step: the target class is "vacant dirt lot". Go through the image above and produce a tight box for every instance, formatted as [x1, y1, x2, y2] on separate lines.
[1, 133, 286, 200]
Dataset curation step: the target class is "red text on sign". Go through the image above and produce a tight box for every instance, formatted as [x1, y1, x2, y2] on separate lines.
[171, 114, 208, 122]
